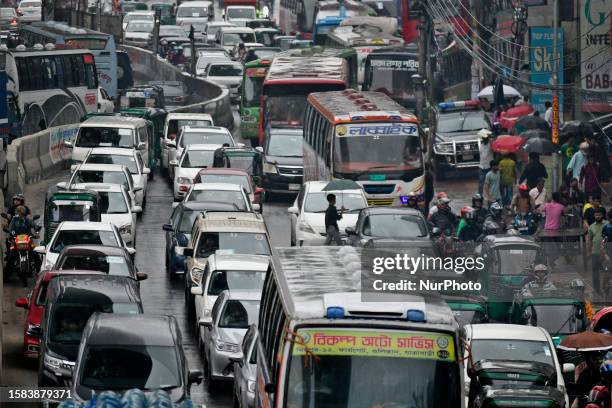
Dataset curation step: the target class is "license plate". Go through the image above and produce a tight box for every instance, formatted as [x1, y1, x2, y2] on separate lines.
[463, 154, 474, 160]
[288, 184, 301, 191]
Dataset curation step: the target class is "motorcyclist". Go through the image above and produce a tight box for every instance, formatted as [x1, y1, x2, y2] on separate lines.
[8, 206, 34, 236]
[429, 197, 457, 235]
[482, 202, 507, 235]
[245, 48, 258, 63]
[458, 207, 481, 242]
[427, 191, 448, 220]
[405, 191, 419, 210]
[6, 194, 31, 220]
[511, 184, 536, 214]
[236, 43, 248, 61]
[170, 47, 187, 66]
[521, 264, 556, 294]
[471, 193, 488, 224]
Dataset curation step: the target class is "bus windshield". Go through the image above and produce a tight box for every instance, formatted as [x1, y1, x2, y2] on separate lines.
[265, 96, 307, 126]
[366, 57, 418, 106]
[243, 75, 264, 107]
[333, 123, 422, 174]
[66, 38, 108, 50]
[286, 328, 460, 408]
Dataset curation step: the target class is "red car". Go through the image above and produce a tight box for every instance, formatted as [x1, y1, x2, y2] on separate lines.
[15, 270, 105, 358]
[194, 168, 264, 211]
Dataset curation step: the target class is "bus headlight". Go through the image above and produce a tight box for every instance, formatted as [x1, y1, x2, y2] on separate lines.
[263, 162, 277, 174]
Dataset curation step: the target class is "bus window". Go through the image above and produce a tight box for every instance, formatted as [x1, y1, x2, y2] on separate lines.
[29, 57, 44, 90]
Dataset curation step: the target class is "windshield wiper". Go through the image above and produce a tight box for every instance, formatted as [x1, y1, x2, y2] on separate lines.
[346, 164, 400, 180]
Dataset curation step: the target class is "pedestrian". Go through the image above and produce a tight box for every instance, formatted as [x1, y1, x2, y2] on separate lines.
[483, 159, 501, 206]
[519, 152, 548, 189]
[569, 178, 586, 207]
[540, 192, 566, 231]
[478, 129, 494, 196]
[529, 177, 548, 208]
[324, 193, 345, 246]
[560, 136, 579, 185]
[580, 155, 601, 197]
[544, 101, 553, 127]
[586, 133, 611, 197]
[567, 142, 589, 184]
[499, 153, 517, 207]
[588, 207, 608, 293]
[583, 193, 607, 229]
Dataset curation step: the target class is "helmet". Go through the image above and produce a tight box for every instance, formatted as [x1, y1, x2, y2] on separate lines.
[589, 384, 611, 404]
[489, 202, 502, 218]
[472, 194, 483, 207]
[437, 197, 451, 208]
[436, 191, 448, 200]
[461, 206, 475, 219]
[519, 184, 529, 192]
[478, 129, 492, 140]
[12, 194, 24, 203]
[533, 264, 549, 281]
[239, 43, 245, 48]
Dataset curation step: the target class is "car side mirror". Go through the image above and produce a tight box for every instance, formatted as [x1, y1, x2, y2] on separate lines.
[169, 160, 178, 166]
[133, 186, 143, 193]
[15, 297, 28, 309]
[191, 286, 203, 296]
[287, 206, 299, 215]
[34, 246, 46, 254]
[255, 146, 263, 153]
[229, 355, 244, 367]
[183, 248, 194, 257]
[563, 363, 575, 374]
[143, 167, 151, 175]
[126, 247, 137, 256]
[162, 223, 174, 232]
[137, 142, 146, 150]
[167, 141, 176, 148]
[132, 205, 143, 213]
[430, 227, 442, 237]
[171, 202, 179, 208]
[56, 181, 68, 189]
[253, 203, 261, 212]
[136, 272, 148, 281]
[188, 369, 203, 385]
[345, 227, 356, 235]
[33, 214, 40, 221]
[70, 164, 78, 172]
[198, 317, 212, 328]
[63, 140, 73, 148]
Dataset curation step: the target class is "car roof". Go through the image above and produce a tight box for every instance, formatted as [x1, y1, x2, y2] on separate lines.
[195, 211, 266, 232]
[42, 270, 106, 282]
[87, 148, 136, 157]
[178, 201, 240, 212]
[208, 21, 235, 26]
[210, 254, 269, 271]
[57, 221, 115, 231]
[53, 275, 140, 303]
[185, 143, 222, 151]
[58, 245, 129, 257]
[127, 10, 155, 15]
[466, 323, 548, 341]
[224, 290, 262, 301]
[221, 27, 255, 33]
[86, 314, 177, 346]
[361, 206, 423, 216]
[179, 0, 212, 5]
[226, 4, 255, 8]
[268, 128, 304, 137]
[198, 168, 249, 176]
[304, 181, 364, 194]
[166, 112, 213, 120]
[192, 182, 242, 191]
[182, 126, 230, 133]
[208, 61, 243, 68]
[71, 183, 127, 192]
[75, 163, 127, 172]
[80, 116, 147, 127]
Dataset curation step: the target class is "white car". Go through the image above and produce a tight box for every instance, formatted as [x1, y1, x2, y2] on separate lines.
[171, 144, 220, 200]
[176, 0, 213, 27]
[204, 62, 243, 101]
[122, 10, 155, 31]
[216, 27, 256, 52]
[288, 181, 368, 246]
[97, 87, 114, 113]
[224, 6, 256, 22]
[204, 21, 236, 42]
[71, 183, 140, 247]
[17, 0, 41, 22]
[191, 253, 268, 344]
[81, 147, 150, 208]
[196, 52, 233, 77]
[183, 183, 255, 212]
[123, 20, 155, 48]
[463, 324, 573, 408]
[162, 113, 214, 177]
[65, 163, 143, 207]
[34, 221, 134, 271]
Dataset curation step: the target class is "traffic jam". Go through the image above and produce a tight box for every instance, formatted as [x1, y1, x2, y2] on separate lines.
[1, 0, 612, 407]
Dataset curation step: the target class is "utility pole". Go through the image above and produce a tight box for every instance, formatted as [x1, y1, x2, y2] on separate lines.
[469, 0, 481, 99]
[551, 0, 560, 190]
[153, 9, 161, 55]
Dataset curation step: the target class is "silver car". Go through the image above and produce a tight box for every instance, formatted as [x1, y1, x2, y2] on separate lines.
[199, 290, 260, 387]
[231, 324, 257, 408]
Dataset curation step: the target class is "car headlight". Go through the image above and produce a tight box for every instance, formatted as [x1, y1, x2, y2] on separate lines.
[44, 354, 74, 371]
[190, 267, 204, 285]
[434, 143, 454, 154]
[247, 380, 256, 393]
[118, 224, 132, 235]
[177, 177, 192, 185]
[215, 340, 239, 353]
[263, 162, 277, 174]
[299, 220, 316, 234]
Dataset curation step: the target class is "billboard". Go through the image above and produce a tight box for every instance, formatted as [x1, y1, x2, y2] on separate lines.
[530, 27, 564, 115]
[581, 0, 612, 112]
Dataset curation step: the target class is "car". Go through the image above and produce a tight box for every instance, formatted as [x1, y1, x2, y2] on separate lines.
[162, 113, 215, 176]
[250, 46, 281, 60]
[194, 168, 263, 210]
[224, 5, 256, 23]
[163, 201, 240, 276]
[216, 26, 256, 52]
[176, 0, 213, 27]
[34, 221, 135, 271]
[124, 84, 165, 109]
[148, 80, 188, 110]
[196, 52, 233, 76]
[71, 314, 202, 404]
[71, 183, 139, 247]
[246, 19, 276, 29]
[123, 20, 155, 49]
[38, 275, 143, 387]
[97, 87, 115, 113]
[203, 62, 243, 101]
[171, 144, 220, 200]
[82, 147, 150, 205]
[288, 181, 368, 246]
[182, 211, 270, 310]
[183, 183, 255, 212]
[231, 324, 258, 408]
[159, 24, 190, 41]
[0, 8, 19, 35]
[346, 207, 430, 247]
[253, 28, 279, 46]
[204, 21, 236, 42]
[231, 42, 263, 59]
[191, 253, 268, 344]
[122, 10, 155, 31]
[463, 324, 573, 408]
[65, 163, 143, 208]
[51, 245, 146, 281]
[199, 290, 260, 386]
[181, 21, 208, 40]
[273, 35, 296, 50]
[261, 128, 304, 194]
[17, 0, 42, 22]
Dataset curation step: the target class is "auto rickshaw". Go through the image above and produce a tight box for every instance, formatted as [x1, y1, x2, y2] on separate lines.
[213, 146, 264, 187]
[119, 107, 167, 177]
[443, 293, 489, 327]
[150, 2, 176, 25]
[123, 85, 165, 110]
[43, 187, 101, 244]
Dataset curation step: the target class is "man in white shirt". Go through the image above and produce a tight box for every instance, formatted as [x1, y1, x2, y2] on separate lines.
[544, 101, 553, 126]
[529, 177, 548, 208]
[478, 129, 494, 196]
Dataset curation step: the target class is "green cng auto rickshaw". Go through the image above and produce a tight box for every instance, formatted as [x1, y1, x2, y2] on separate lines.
[443, 293, 489, 327]
[150, 2, 176, 25]
[213, 146, 264, 187]
[43, 187, 101, 244]
[119, 107, 167, 176]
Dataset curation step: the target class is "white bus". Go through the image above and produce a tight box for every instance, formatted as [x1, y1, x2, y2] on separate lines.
[1, 45, 98, 137]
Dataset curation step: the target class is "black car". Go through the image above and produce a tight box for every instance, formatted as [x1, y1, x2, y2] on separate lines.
[261, 127, 303, 194]
[38, 275, 143, 387]
[71, 313, 202, 404]
[148, 80, 189, 110]
[431, 105, 491, 179]
[346, 207, 429, 247]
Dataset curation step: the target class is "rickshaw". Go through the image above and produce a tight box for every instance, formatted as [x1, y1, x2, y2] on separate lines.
[213, 146, 264, 187]
[443, 293, 489, 327]
[43, 187, 101, 244]
[119, 107, 167, 177]
[123, 85, 165, 110]
[150, 2, 176, 25]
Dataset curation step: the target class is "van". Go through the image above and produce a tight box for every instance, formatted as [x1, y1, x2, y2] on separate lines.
[161, 113, 214, 177]
[66, 116, 152, 165]
[176, 1, 213, 27]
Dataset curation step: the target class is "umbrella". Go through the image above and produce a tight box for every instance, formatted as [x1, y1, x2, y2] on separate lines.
[322, 180, 362, 191]
[491, 135, 525, 154]
[493, 77, 506, 113]
[560, 121, 595, 140]
[477, 84, 521, 100]
[521, 129, 550, 140]
[557, 331, 612, 352]
[522, 137, 557, 154]
[514, 115, 550, 134]
[500, 104, 535, 131]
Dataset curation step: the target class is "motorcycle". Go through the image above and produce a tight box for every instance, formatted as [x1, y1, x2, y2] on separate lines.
[509, 212, 537, 235]
[584, 384, 610, 408]
[431, 227, 457, 258]
[2, 214, 41, 287]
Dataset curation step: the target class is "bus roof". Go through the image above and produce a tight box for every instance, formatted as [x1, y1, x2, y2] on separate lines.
[308, 90, 418, 124]
[368, 44, 419, 57]
[3, 47, 94, 57]
[328, 24, 403, 47]
[25, 21, 112, 39]
[270, 247, 456, 326]
[264, 56, 346, 85]
[284, 46, 356, 58]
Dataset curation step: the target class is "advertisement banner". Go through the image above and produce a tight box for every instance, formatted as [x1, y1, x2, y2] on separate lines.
[529, 27, 564, 115]
[49, 126, 78, 164]
[581, 0, 612, 112]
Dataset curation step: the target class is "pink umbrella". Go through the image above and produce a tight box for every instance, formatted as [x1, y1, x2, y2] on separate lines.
[491, 135, 525, 154]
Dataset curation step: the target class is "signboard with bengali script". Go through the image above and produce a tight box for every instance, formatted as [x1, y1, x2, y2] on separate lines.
[336, 122, 419, 137]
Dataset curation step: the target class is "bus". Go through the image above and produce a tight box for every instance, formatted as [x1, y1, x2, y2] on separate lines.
[362, 45, 420, 110]
[312, 0, 372, 45]
[303, 90, 427, 206]
[278, 0, 316, 39]
[256, 246, 464, 408]
[0, 46, 98, 137]
[20, 21, 118, 98]
[259, 56, 348, 145]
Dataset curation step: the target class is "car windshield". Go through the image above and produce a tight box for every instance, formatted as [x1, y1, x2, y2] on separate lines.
[286, 328, 460, 408]
[207, 270, 266, 295]
[177, 7, 207, 17]
[0, 8, 16, 17]
[256, 32, 276, 46]
[219, 300, 259, 328]
[50, 303, 140, 344]
[49, 201, 93, 222]
[127, 22, 153, 32]
[187, 189, 246, 209]
[59, 255, 131, 276]
[265, 96, 307, 126]
[199, 174, 251, 193]
[304, 192, 366, 213]
[99, 191, 129, 214]
[80, 346, 180, 390]
[52, 230, 119, 253]
[527, 304, 584, 335]
[223, 32, 256, 45]
[243, 75, 263, 107]
[21, 1, 41, 6]
[88, 154, 138, 174]
[471, 339, 555, 366]
[77, 128, 134, 148]
[267, 134, 303, 157]
[73, 171, 128, 188]
[196, 232, 270, 257]
[208, 64, 243, 77]
[160, 26, 187, 36]
[364, 214, 428, 238]
[180, 150, 216, 168]
[437, 111, 490, 133]
[180, 131, 232, 147]
[496, 248, 539, 275]
[227, 8, 255, 19]
[168, 119, 213, 137]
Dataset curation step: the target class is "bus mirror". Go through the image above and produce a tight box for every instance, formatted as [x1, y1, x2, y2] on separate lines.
[264, 383, 275, 394]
